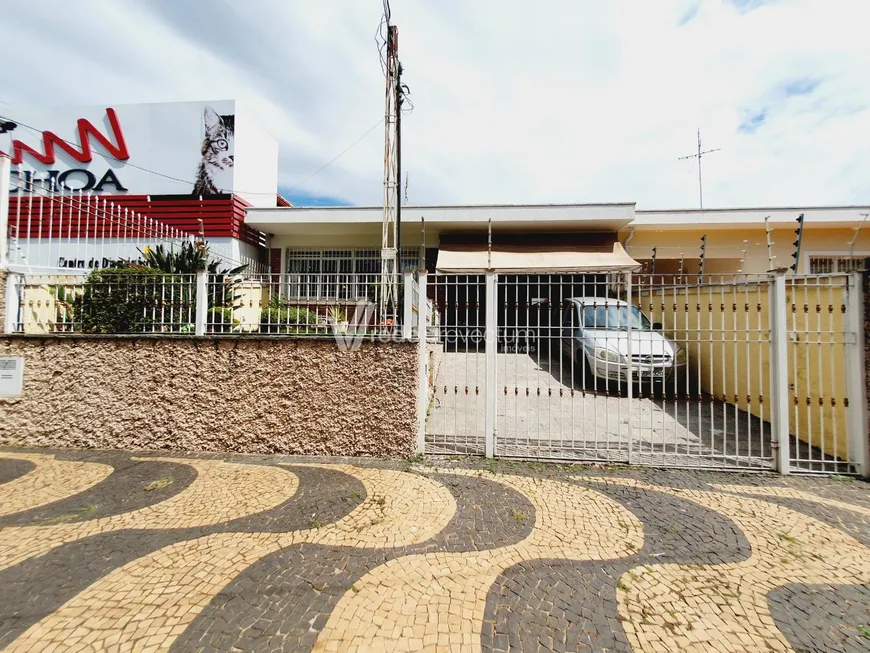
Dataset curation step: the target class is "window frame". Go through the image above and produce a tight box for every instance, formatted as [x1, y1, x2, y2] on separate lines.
[804, 251, 870, 275]
[284, 248, 420, 300]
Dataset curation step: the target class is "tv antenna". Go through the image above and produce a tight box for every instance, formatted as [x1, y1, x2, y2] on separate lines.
[678, 128, 720, 208]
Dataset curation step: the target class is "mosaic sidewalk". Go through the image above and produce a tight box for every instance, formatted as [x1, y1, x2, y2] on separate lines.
[0, 448, 868, 652]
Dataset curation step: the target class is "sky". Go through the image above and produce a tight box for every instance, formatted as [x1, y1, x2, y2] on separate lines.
[2, 0, 870, 209]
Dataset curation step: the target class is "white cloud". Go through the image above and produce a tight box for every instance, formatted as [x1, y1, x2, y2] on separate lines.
[2, 0, 869, 208]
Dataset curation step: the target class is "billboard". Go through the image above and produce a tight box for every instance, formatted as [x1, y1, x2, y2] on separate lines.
[0, 100, 279, 208]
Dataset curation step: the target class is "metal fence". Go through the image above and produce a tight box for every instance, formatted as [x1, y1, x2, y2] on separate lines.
[634, 273, 775, 469]
[422, 271, 868, 476]
[8, 271, 416, 337]
[3, 258, 867, 475]
[11, 272, 198, 334]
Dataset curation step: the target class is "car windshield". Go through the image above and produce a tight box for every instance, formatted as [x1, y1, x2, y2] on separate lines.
[581, 304, 652, 330]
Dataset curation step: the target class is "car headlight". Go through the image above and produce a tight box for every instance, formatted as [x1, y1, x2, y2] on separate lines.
[676, 348, 687, 364]
[594, 347, 623, 363]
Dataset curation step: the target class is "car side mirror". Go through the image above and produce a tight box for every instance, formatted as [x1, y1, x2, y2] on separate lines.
[652, 322, 663, 331]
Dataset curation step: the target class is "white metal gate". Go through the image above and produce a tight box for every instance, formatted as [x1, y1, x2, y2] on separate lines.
[493, 272, 634, 462]
[423, 274, 488, 455]
[422, 271, 868, 475]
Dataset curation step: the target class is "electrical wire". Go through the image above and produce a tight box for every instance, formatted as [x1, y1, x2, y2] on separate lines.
[9, 182, 261, 271]
[280, 118, 384, 196]
[375, 0, 392, 78]
[0, 111, 383, 200]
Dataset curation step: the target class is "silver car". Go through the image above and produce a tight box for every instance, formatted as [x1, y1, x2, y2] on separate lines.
[560, 297, 687, 385]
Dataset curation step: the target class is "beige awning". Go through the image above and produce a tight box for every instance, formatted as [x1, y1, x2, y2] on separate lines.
[435, 242, 641, 274]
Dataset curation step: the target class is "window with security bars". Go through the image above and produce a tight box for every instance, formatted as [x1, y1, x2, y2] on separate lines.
[808, 256, 867, 274]
[285, 248, 419, 299]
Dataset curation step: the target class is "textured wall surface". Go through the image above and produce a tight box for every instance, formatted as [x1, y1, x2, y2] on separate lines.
[0, 336, 418, 457]
[0, 269, 6, 335]
[865, 269, 869, 456]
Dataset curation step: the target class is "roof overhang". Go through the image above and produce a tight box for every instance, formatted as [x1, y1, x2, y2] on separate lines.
[245, 203, 636, 237]
[631, 206, 870, 230]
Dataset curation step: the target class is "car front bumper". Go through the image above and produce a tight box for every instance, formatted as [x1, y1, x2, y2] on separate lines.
[594, 359, 687, 382]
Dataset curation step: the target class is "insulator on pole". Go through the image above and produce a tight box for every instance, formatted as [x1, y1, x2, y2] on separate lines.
[790, 213, 804, 273]
[765, 216, 775, 271]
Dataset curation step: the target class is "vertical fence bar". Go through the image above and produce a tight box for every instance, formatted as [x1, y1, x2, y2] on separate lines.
[845, 272, 869, 476]
[769, 273, 791, 474]
[195, 270, 208, 336]
[0, 156, 10, 268]
[625, 271, 634, 464]
[416, 270, 428, 455]
[402, 270, 413, 339]
[484, 271, 497, 458]
[4, 272, 19, 334]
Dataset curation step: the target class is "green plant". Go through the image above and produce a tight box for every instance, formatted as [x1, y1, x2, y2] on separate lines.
[260, 306, 318, 334]
[144, 477, 173, 492]
[52, 285, 80, 331]
[75, 267, 191, 333]
[140, 242, 247, 310]
[208, 306, 238, 333]
[327, 306, 347, 323]
[141, 243, 208, 274]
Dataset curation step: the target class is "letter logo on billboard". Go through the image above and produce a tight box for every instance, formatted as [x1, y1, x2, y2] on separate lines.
[1, 108, 130, 193]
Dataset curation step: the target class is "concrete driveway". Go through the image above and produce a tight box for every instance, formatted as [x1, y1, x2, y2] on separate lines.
[427, 351, 699, 457]
[426, 350, 773, 469]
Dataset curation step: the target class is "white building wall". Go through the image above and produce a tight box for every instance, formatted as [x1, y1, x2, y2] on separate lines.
[233, 102, 279, 208]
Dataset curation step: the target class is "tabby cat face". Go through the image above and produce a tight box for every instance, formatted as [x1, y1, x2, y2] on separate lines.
[202, 107, 235, 172]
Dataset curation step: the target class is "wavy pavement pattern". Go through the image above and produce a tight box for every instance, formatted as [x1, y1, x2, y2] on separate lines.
[0, 456, 299, 572]
[713, 484, 870, 517]
[595, 478, 870, 653]
[479, 478, 753, 651]
[0, 453, 113, 517]
[312, 469, 645, 652]
[0, 457, 36, 486]
[0, 465, 363, 649]
[3, 454, 868, 653]
[5, 466, 456, 653]
[171, 471, 536, 652]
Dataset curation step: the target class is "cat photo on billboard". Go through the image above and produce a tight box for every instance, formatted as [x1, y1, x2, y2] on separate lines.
[193, 107, 234, 196]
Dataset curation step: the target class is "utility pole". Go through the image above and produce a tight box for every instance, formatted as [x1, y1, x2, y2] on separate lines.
[380, 19, 401, 328]
[678, 129, 720, 209]
[395, 52, 407, 330]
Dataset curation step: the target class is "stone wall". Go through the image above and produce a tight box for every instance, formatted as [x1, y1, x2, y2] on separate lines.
[0, 336, 418, 457]
[0, 269, 6, 335]
[865, 268, 869, 456]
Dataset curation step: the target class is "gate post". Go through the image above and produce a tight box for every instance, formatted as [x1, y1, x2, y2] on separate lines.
[416, 271, 428, 455]
[845, 272, 869, 477]
[625, 270, 634, 464]
[485, 271, 497, 458]
[0, 156, 10, 269]
[195, 270, 208, 336]
[4, 271, 20, 334]
[402, 271, 414, 340]
[769, 273, 791, 474]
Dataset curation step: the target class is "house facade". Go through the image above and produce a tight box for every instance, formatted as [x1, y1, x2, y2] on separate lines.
[247, 202, 870, 280]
